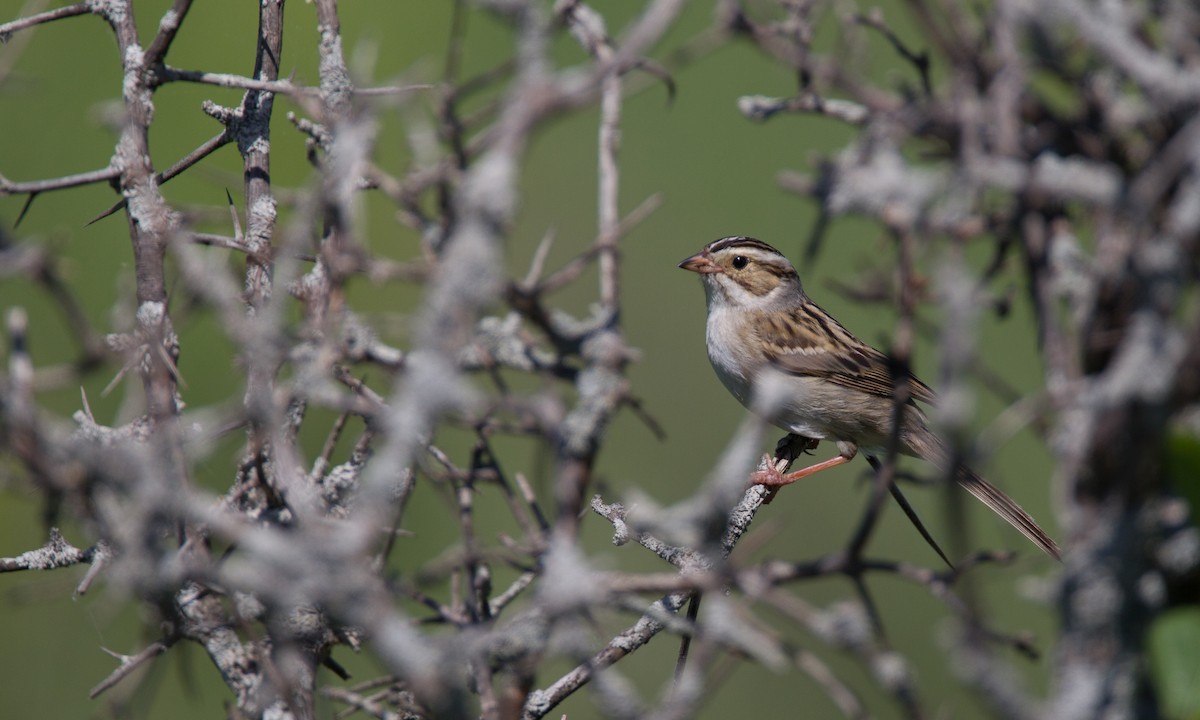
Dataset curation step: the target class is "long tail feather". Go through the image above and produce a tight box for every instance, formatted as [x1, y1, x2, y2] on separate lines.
[906, 426, 1062, 560]
[956, 468, 1061, 560]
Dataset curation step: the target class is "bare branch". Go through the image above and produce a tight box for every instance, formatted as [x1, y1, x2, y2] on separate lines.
[0, 528, 93, 572]
[0, 2, 89, 38]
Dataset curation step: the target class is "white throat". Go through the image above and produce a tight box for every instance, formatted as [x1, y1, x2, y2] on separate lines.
[702, 274, 790, 313]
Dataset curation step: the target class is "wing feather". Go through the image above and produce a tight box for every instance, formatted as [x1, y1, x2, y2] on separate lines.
[756, 304, 937, 405]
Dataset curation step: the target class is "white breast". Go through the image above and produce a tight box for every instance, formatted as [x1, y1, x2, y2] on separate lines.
[704, 305, 834, 441]
[704, 304, 753, 404]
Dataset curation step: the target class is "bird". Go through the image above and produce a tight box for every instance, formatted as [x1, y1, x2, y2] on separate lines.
[678, 236, 1061, 560]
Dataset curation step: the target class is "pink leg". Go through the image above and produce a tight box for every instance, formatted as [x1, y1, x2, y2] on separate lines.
[752, 453, 853, 487]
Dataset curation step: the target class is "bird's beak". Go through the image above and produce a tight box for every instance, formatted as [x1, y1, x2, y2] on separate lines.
[678, 252, 722, 274]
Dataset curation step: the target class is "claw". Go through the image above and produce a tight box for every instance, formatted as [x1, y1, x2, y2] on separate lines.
[750, 454, 790, 487]
[751, 452, 854, 488]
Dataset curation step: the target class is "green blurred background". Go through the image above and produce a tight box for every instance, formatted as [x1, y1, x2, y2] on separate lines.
[0, 1, 1058, 717]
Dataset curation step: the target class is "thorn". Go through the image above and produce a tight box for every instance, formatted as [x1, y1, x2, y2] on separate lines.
[225, 189, 243, 241]
[101, 362, 131, 397]
[523, 228, 555, 288]
[80, 386, 94, 421]
[86, 199, 125, 226]
[15, 192, 37, 228]
[157, 343, 186, 388]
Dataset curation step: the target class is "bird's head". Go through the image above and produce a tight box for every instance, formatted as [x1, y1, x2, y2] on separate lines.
[678, 236, 804, 309]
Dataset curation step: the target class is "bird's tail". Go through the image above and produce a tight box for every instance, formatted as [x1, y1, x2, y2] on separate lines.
[955, 467, 1061, 560]
[906, 426, 1061, 560]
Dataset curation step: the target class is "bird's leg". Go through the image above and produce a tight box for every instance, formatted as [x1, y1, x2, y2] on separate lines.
[752, 435, 821, 494]
[752, 442, 857, 487]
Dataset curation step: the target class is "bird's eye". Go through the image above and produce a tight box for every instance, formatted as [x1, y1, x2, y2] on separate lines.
[732, 255, 748, 270]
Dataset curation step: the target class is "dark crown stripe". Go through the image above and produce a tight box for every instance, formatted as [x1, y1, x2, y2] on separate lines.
[706, 236, 785, 257]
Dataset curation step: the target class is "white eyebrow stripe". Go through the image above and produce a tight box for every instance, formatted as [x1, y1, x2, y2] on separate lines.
[712, 246, 794, 273]
[706, 236, 787, 257]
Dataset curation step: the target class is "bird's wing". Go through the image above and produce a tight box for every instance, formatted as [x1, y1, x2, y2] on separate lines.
[757, 304, 937, 405]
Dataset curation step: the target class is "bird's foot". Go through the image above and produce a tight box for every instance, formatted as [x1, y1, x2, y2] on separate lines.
[752, 452, 855, 488]
[751, 454, 792, 487]
[754, 436, 823, 490]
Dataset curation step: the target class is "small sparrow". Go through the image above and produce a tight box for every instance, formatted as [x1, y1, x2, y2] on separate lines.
[679, 236, 1060, 560]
